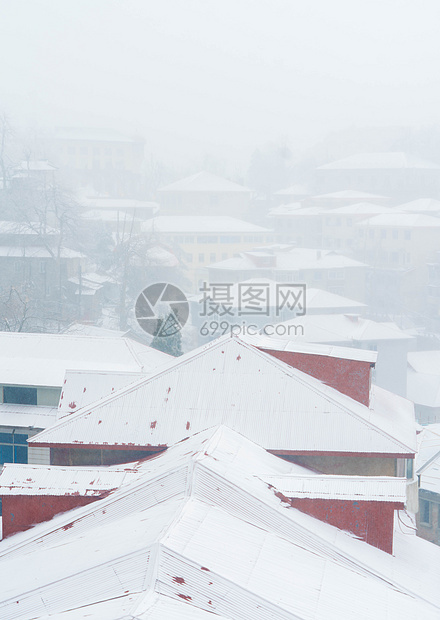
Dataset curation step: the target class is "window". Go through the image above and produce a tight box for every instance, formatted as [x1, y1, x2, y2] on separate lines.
[222, 253, 228, 260]
[406, 459, 414, 480]
[404, 230, 411, 241]
[39, 261, 46, 274]
[392, 229, 398, 239]
[314, 271, 323, 280]
[381, 230, 386, 239]
[328, 270, 345, 280]
[391, 251, 398, 263]
[184, 236, 195, 243]
[369, 229, 374, 239]
[197, 236, 218, 244]
[198, 253, 205, 263]
[210, 253, 216, 262]
[3, 386, 37, 405]
[347, 218, 353, 227]
[0, 432, 28, 465]
[420, 499, 432, 526]
[186, 254, 193, 263]
[80, 146, 88, 155]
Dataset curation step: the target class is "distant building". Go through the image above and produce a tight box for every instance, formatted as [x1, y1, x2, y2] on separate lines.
[142, 215, 274, 290]
[157, 171, 252, 218]
[48, 128, 145, 197]
[355, 213, 440, 315]
[415, 424, 440, 546]
[207, 246, 368, 302]
[315, 152, 440, 199]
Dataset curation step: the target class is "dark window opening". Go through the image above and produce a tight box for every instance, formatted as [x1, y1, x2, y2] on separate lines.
[0, 432, 28, 465]
[3, 386, 37, 405]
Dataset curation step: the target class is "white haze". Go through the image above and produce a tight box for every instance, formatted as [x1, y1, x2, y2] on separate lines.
[1, 0, 440, 166]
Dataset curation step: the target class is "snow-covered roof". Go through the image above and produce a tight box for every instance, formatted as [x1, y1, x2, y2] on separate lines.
[245, 334, 377, 363]
[318, 152, 440, 170]
[418, 450, 440, 496]
[0, 462, 143, 496]
[208, 248, 367, 271]
[0, 333, 170, 388]
[416, 424, 440, 472]
[62, 323, 127, 338]
[274, 184, 309, 196]
[0, 246, 84, 259]
[142, 215, 270, 234]
[57, 369, 145, 419]
[30, 336, 416, 456]
[311, 189, 389, 200]
[157, 171, 251, 193]
[408, 350, 440, 375]
[0, 221, 59, 236]
[263, 474, 406, 502]
[328, 202, 394, 215]
[357, 213, 440, 228]
[0, 404, 57, 429]
[398, 198, 440, 213]
[271, 313, 413, 343]
[1, 426, 438, 619]
[407, 352, 440, 408]
[267, 202, 304, 216]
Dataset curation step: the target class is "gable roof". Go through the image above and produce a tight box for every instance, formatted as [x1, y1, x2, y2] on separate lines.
[357, 213, 440, 228]
[0, 333, 170, 388]
[0, 426, 438, 619]
[157, 171, 251, 193]
[398, 198, 440, 213]
[30, 336, 416, 456]
[142, 215, 269, 234]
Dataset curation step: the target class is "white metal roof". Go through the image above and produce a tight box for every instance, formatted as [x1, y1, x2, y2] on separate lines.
[142, 215, 270, 234]
[0, 333, 170, 388]
[245, 334, 377, 363]
[57, 369, 145, 419]
[311, 190, 389, 200]
[0, 462, 143, 496]
[416, 424, 440, 472]
[0, 246, 84, 259]
[418, 451, 440, 495]
[30, 336, 416, 455]
[80, 197, 159, 211]
[157, 171, 251, 193]
[0, 426, 438, 619]
[318, 152, 440, 170]
[0, 221, 59, 236]
[263, 474, 406, 502]
[274, 184, 309, 196]
[0, 404, 57, 430]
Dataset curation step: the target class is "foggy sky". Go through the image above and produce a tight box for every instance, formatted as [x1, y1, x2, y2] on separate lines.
[1, 0, 440, 166]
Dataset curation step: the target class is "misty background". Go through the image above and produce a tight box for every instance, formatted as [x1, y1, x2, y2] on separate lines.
[2, 0, 440, 173]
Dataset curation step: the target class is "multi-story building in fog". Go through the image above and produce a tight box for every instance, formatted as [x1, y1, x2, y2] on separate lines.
[157, 171, 252, 218]
[47, 128, 145, 198]
[142, 215, 273, 291]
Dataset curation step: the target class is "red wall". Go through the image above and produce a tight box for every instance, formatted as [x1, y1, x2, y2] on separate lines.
[290, 498, 401, 554]
[1, 495, 102, 539]
[261, 349, 372, 406]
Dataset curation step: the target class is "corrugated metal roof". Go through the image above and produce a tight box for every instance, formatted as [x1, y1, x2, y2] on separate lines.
[245, 334, 377, 363]
[30, 336, 416, 455]
[0, 426, 439, 619]
[0, 333, 170, 388]
[57, 369, 145, 419]
[318, 152, 440, 170]
[262, 474, 407, 502]
[0, 404, 57, 429]
[0, 462, 143, 496]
